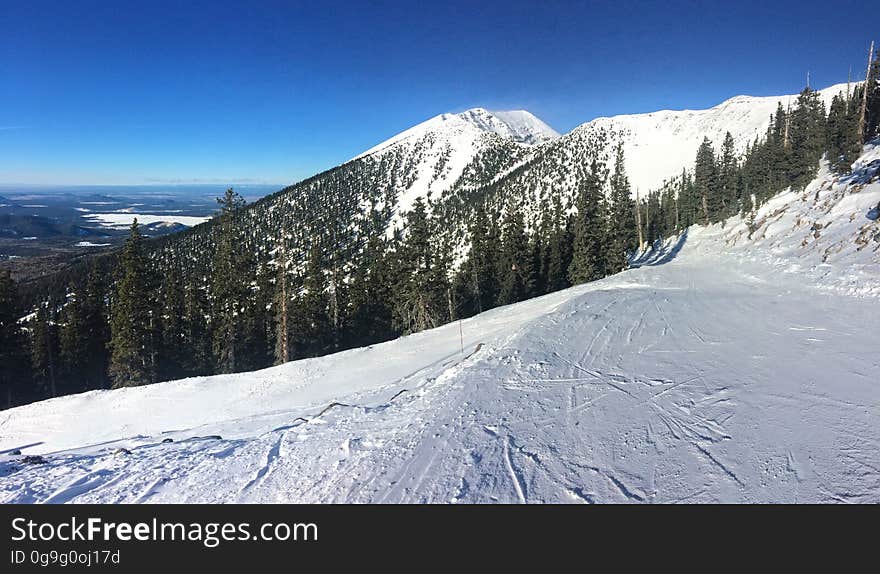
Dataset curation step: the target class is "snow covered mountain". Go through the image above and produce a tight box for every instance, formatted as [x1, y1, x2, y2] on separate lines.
[457, 109, 560, 145]
[570, 83, 853, 192]
[128, 82, 859, 282]
[367, 83, 860, 250]
[349, 107, 558, 227]
[357, 108, 558, 159]
[2, 142, 877, 503]
[352, 82, 854, 220]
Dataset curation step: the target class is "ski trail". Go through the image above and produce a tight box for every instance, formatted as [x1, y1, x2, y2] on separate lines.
[503, 436, 526, 504]
[237, 432, 285, 500]
[132, 477, 168, 503]
[41, 468, 120, 504]
[693, 443, 744, 487]
[606, 474, 646, 502]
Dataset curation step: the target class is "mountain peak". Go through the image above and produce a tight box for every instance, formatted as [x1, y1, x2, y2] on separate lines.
[355, 107, 558, 159]
[456, 108, 559, 145]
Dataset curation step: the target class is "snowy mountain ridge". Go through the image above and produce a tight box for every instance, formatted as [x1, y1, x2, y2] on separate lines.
[355, 107, 559, 160]
[350, 107, 558, 225]
[560, 82, 855, 193]
[343, 82, 858, 248]
[355, 82, 856, 208]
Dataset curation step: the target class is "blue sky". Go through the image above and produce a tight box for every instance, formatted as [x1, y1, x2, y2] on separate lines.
[1, 0, 876, 185]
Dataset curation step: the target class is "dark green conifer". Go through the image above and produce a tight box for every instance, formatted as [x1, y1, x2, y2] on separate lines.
[109, 219, 155, 387]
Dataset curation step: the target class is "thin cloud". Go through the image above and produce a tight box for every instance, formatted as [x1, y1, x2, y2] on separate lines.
[143, 177, 280, 185]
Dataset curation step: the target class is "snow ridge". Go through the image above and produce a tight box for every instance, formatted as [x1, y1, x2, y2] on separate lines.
[568, 82, 855, 192]
[355, 107, 558, 160]
[457, 108, 559, 145]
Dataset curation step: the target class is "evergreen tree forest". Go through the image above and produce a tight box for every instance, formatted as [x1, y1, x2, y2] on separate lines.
[3, 53, 879, 409]
[636, 78, 880, 248]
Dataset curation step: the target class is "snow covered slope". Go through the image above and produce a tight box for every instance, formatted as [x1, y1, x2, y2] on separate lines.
[351, 108, 558, 225]
[568, 83, 853, 192]
[706, 139, 880, 296]
[356, 108, 558, 159]
[428, 83, 859, 240]
[1, 145, 877, 504]
[458, 109, 559, 145]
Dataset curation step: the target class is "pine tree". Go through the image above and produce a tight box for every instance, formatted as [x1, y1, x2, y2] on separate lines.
[109, 219, 155, 388]
[693, 137, 718, 223]
[606, 143, 637, 272]
[496, 201, 534, 305]
[568, 156, 608, 283]
[545, 194, 572, 293]
[719, 132, 738, 218]
[291, 242, 331, 357]
[59, 288, 87, 393]
[157, 266, 187, 380]
[826, 93, 861, 174]
[864, 46, 880, 142]
[858, 41, 876, 143]
[238, 257, 273, 372]
[211, 188, 249, 373]
[533, 197, 553, 295]
[273, 238, 291, 364]
[346, 208, 395, 346]
[678, 168, 696, 228]
[83, 262, 110, 388]
[644, 190, 662, 245]
[461, 204, 500, 314]
[182, 278, 211, 376]
[31, 302, 59, 398]
[391, 198, 448, 333]
[659, 180, 679, 236]
[768, 106, 790, 196]
[0, 270, 31, 408]
[788, 87, 827, 191]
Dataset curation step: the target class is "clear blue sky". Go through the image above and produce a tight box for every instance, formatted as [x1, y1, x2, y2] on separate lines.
[1, 0, 876, 185]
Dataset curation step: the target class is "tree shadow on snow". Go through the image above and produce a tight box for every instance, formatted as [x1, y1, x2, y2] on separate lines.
[629, 229, 689, 268]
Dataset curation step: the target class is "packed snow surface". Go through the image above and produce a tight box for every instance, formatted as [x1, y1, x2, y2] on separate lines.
[2, 141, 878, 503]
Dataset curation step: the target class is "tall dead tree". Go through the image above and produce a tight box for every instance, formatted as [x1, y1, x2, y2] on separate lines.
[784, 98, 792, 149]
[847, 66, 852, 112]
[858, 41, 875, 142]
[276, 237, 289, 364]
[635, 188, 645, 250]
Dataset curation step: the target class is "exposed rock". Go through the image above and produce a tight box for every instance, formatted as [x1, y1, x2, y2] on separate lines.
[20, 455, 47, 465]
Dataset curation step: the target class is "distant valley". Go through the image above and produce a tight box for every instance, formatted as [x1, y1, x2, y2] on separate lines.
[0, 184, 277, 280]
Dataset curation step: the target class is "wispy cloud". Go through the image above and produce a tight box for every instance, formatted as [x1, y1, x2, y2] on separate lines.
[0, 126, 27, 131]
[143, 177, 281, 185]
